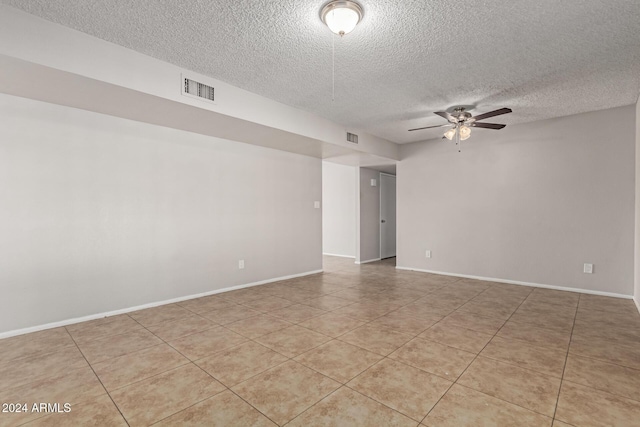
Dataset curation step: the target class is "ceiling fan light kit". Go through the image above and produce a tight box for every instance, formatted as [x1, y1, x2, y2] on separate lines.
[409, 106, 512, 152]
[320, 0, 364, 36]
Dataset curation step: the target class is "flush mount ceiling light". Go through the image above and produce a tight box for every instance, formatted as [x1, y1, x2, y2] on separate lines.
[320, 0, 364, 36]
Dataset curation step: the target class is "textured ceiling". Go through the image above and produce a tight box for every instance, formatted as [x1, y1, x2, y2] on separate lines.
[3, 0, 640, 144]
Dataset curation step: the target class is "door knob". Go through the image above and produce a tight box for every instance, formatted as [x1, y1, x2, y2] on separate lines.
[381, 219, 386, 223]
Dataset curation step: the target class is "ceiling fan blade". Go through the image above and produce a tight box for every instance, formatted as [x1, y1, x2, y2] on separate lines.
[472, 108, 512, 122]
[434, 111, 455, 122]
[408, 124, 451, 131]
[470, 122, 506, 130]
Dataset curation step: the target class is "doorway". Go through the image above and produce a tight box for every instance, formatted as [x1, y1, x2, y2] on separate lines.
[380, 173, 396, 259]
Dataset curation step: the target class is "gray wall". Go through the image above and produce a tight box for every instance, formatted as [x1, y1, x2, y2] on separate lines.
[398, 105, 635, 296]
[357, 168, 381, 263]
[322, 162, 356, 257]
[0, 94, 322, 334]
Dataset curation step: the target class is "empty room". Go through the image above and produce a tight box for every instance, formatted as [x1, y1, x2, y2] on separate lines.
[1, 1, 639, 426]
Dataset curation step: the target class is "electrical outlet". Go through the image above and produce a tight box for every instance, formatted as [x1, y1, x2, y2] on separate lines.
[583, 263, 593, 274]
[238, 260, 245, 270]
[425, 250, 432, 258]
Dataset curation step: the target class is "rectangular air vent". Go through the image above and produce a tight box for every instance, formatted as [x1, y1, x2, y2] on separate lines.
[347, 132, 359, 144]
[183, 77, 214, 102]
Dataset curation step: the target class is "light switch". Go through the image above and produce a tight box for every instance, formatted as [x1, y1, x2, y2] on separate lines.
[314, 201, 321, 209]
[371, 179, 377, 187]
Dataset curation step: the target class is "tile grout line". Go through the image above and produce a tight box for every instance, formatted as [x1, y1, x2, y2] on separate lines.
[551, 293, 580, 423]
[63, 325, 132, 427]
[419, 287, 544, 425]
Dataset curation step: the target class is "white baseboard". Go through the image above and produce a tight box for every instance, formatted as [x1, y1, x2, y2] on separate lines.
[356, 258, 381, 265]
[634, 296, 640, 314]
[322, 253, 356, 259]
[395, 266, 633, 300]
[0, 269, 323, 340]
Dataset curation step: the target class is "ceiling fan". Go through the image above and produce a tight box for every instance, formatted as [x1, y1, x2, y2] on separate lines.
[409, 106, 512, 151]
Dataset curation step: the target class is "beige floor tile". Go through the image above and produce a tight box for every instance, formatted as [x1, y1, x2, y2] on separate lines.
[232, 360, 340, 425]
[569, 334, 640, 370]
[77, 328, 162, 364]
[575, 309, 640, 331]
[218, 288, 265, 304]
[255, 325, 331, 358]
[509, 308, 575, 333]
[332, 302, 400, 321]
[66, 315, 143, 344]
[196, 341, 288, 387]
[458, 356, 561, 416]
[330, 288, 372, 301]
[526, 289, 580, 308]
[241, 295, 295, 312]
[0, 366, 105, 426]
[287, 387, 418, 427]
[572, 320, 640, 344]
[24, 394, 127, 427]
[419, 323, 493, 353]
[295, 340, 383, 383]
[277, 289, 322, 302]
[480, 337, 567, 378]
[110, 364, 225, 426]
[348, 358, 452, 421]
[146, 313, 217, 341]
[298, 313, 366, 337]
[268, 304, 327, 323]
[369, 311, 442, 335]
[225, 314, 292, 339]
[92, 344, 188, 391]
[517, 300, 577, 319]
[199, 305, 261, 325]
[303, 295, 354, 310]
[497, 320, 571, 351]
[556, 381, 640, 427]
[339, 324, 413, 356]
[551, 421, 574, 427]
[457, 300, 518, 320]
[154, 390, 277, 426]
[0, 345, 88, 391]
[176, 295, 236, 313]
[438, 311, 506, 335]
[394, 303, 454, 318]
[412, 295, 469, 312]
[578, 294, 639, 315]
[168, 326, 247, 360]
[389, 337, 476, 380]
[0, 328, 74, 363]
[563, 355, 640, 401]
[128, 303, 192, 327]
[424, 384, 552, 427]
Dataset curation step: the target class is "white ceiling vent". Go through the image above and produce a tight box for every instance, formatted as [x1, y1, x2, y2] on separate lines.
[182, 76, 215, 102]
[347, 132, 359, 144]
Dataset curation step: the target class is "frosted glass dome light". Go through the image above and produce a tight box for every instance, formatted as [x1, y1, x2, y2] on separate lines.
[459, 125, 471, 140]
[321, 1, 364, 36]
[444, 128, 457, 141]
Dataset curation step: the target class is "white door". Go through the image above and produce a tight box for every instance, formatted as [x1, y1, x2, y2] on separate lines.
[380, 174, 396, 259]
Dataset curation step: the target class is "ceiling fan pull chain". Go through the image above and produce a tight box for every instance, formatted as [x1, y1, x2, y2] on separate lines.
[331, 32, 335, 102]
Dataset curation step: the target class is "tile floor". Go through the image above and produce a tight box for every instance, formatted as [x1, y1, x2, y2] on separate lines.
[1, 256, 640, 426]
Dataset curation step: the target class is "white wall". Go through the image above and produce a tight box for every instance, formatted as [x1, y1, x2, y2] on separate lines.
[398, 105, 635, 296]
[357, 168, 381, 263]
[322, 162, 356, 258]
[0, 94, 322, 334]
[635, 100, 640, 309]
